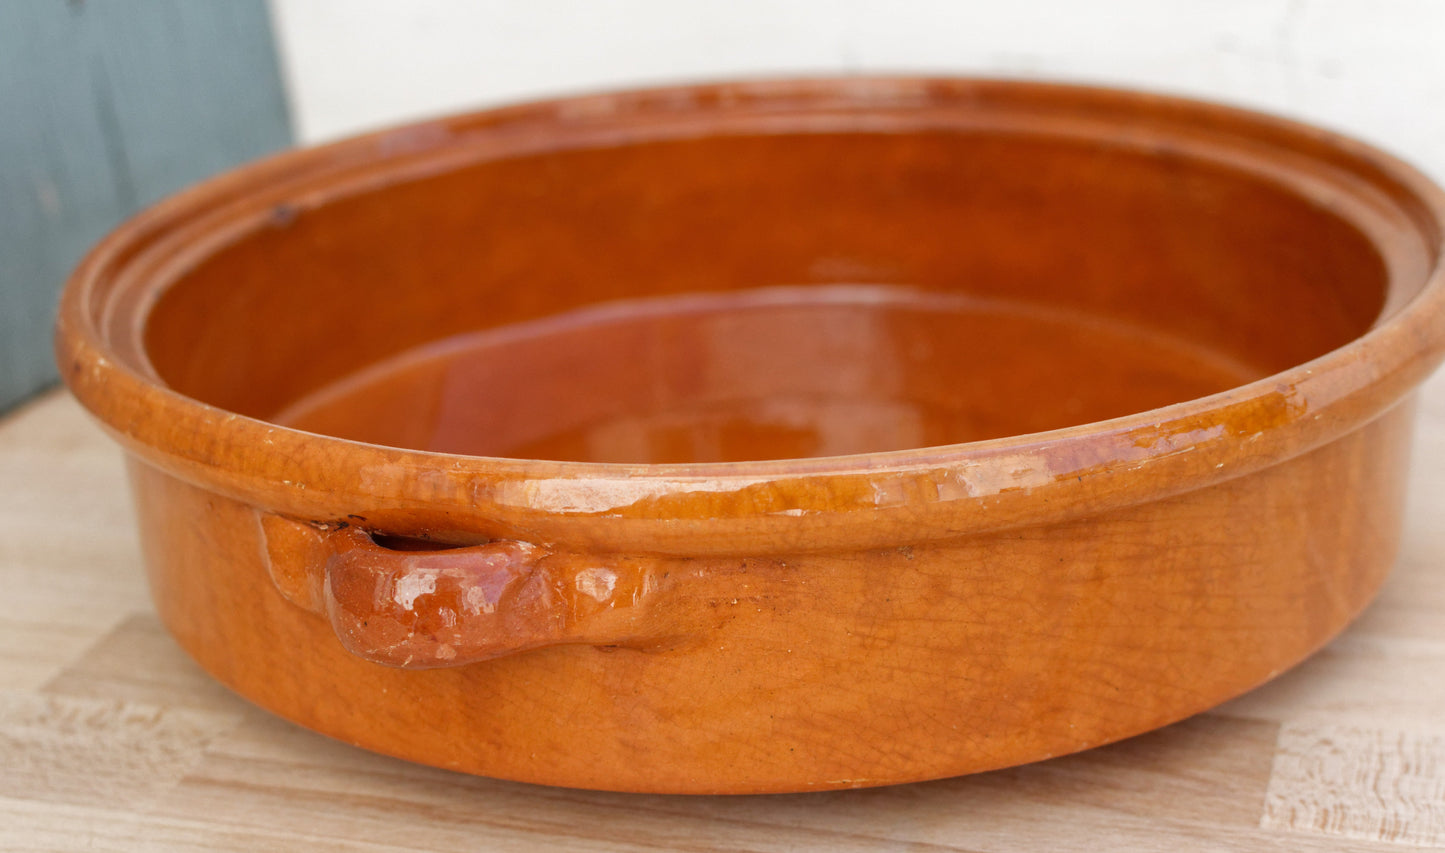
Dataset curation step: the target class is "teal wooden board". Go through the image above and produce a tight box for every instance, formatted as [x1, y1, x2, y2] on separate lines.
[0, 0, 292, 412]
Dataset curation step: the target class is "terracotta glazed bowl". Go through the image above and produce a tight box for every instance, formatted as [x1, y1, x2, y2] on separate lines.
[56, 78, 1445, 794]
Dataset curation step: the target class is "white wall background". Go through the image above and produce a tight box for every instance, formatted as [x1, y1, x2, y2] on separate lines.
[268, 0, 1445, 180]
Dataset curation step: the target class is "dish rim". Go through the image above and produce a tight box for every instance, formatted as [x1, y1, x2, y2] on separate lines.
[54, 76, 1445, 544]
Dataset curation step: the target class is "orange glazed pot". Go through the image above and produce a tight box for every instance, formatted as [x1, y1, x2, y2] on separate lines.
[56, 78, 1445, 794]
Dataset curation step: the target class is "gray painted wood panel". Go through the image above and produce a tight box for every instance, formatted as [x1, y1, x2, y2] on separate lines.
[1, 0, 292, 411]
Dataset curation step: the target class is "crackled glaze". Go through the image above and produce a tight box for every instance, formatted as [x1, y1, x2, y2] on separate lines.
[56, 78, 1445, 794]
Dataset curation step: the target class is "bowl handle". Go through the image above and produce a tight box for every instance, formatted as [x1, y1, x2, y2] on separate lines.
[258, 514, 707, 668]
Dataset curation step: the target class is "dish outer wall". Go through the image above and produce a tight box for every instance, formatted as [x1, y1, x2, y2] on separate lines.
[56, 78, 1445, 793]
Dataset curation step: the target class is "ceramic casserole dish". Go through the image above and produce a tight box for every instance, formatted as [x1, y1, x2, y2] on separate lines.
[55, 78, 1445, 794]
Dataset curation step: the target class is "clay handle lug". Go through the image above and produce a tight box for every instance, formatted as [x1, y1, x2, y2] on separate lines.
[259, 512, 332, 612]
[258, 512, 692, 668]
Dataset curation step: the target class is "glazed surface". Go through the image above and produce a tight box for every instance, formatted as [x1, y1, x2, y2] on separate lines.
[59, 79, 1444, 557]
[54, 78, 1445, 792]
[143, 128, 1390, 425]
[136, 403, 1415, 790]
[275, 287, 1264, 463]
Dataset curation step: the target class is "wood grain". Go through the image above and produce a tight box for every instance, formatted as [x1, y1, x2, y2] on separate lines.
[1, 375, 1442, 849]
[1264, 724, 1445, 846]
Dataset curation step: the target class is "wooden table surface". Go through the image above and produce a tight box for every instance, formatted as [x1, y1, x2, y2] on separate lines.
[3, 378, 1443, 852]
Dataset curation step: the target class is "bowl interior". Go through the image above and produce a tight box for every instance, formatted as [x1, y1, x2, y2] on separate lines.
[270, 286, 1261, 463]
[141, 125, 1390, 462]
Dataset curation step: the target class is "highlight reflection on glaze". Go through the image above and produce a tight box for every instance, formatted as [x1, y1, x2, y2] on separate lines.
[277, 286, 1266, 465]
